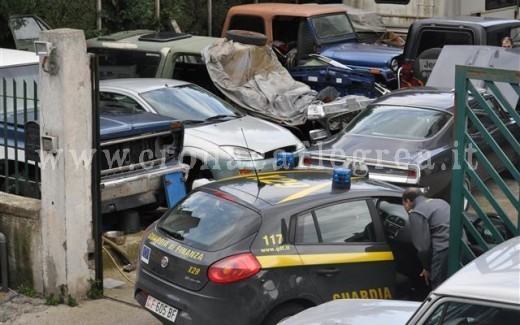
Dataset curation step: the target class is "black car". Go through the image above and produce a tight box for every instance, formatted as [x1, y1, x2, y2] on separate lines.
[302, 87, 520, 203]
[134, 169, 430, 324]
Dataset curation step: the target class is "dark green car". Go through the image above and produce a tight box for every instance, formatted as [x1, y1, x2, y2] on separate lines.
[135, 169, 428, 324]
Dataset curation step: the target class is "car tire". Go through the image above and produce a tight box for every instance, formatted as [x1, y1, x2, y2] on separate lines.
[225, 30, 268, 46]
[262, 303, 305, 325]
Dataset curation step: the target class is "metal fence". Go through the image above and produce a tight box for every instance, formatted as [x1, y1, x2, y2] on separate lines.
[448, 65, 520, 275]
[0, 78, 41, 199]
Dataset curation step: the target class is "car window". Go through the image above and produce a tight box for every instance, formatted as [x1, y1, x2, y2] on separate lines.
[468, 98, 510, 134]
[90, 48, 161, 79]
[416, 29, 474, 58]
[228, 15, 265, 34]
[344, 105, 452, 140]
[424, 301, 520, 325]
[310, 13, 355, 39]
[158, 191, 261, 251]
[100, 92, 146, 115]
[172, 54, 217, 93]
[296, 200, 374, 243]
[139, 84, 240, 121]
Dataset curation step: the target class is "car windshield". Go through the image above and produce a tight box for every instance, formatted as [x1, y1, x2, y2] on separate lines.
[311, 13, 355, 39]
[158, 191, 261, 251]
[344, 105, 452, 140]
[140, 84, 242, 122]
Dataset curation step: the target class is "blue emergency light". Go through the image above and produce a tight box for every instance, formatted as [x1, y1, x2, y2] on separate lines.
[332, 168, 352, 189]
[276, 152, 295, 170]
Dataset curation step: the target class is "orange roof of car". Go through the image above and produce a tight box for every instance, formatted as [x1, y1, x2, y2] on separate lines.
[227, 3, 346, 18]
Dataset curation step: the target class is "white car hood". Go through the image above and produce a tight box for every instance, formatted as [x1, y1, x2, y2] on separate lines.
[185, 115, 301, 153]
[280, 299, 420, 325]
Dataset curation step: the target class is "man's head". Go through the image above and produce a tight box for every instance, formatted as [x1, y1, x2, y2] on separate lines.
[402, 187, 423, 212]
[501, 36, 513, 49]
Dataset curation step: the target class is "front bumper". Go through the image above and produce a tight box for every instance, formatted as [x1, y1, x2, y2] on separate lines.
[100, 162, 189, 213]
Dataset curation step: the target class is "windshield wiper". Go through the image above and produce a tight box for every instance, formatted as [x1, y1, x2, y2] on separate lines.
[204, 114, 239, 122]
[183, 119, 205, 125]
[158, 225, 185, 241]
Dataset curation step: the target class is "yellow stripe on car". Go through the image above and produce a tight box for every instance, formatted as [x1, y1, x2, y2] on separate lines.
[256, 251, 394, 268]
[277, 182, 331, 204]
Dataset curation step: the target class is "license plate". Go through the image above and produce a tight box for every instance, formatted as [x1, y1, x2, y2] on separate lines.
[145, 295, 178, 322]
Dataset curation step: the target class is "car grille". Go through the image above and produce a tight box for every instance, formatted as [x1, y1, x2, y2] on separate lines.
[100, 136, 166, 175]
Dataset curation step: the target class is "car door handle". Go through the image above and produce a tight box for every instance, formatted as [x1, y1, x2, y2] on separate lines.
[316, 268, 340, 277]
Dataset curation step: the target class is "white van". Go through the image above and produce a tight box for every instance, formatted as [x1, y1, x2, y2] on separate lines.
[343, 0, 519, 31]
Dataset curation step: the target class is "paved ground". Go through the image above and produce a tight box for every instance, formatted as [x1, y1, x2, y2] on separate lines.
[0, 177, 517, 324]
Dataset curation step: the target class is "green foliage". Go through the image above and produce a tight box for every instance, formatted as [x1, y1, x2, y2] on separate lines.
[46, 293, 59, 306]
[67, 295, 78, 307]
[17, 283, 38, 298]
[86, 278, 103, 300]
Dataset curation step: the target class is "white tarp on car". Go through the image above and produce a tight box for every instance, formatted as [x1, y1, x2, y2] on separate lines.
[202, 39, 317, 125]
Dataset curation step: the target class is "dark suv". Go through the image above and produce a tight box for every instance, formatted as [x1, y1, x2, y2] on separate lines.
[399, 16, 520, 87]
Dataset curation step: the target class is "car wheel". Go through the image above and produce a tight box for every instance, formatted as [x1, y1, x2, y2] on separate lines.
[225, 30, 268, 46]
[262, 303, 305, 325]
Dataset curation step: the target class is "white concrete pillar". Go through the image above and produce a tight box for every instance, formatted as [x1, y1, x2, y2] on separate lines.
[39, 29, 93, 297]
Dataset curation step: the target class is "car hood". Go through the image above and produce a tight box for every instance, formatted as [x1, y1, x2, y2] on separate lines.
[99, 112, 173, 141]
[185, 115, 301, 153]
[311, 133, 429, 164]
[321, 43, 403, 68]
[280, 299, 419, 325]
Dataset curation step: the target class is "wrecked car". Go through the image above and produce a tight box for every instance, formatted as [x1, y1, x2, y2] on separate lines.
[202, 38, 375, 142]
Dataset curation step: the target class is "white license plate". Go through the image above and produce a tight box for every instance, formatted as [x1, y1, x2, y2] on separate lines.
[145, 295, 178, 322]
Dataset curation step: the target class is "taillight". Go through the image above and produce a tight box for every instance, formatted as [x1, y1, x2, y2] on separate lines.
[407, 166, 420, 183]
[208, 253, 261, 284]
[400, 62, 424, 88]
[303, 154, 312, 166]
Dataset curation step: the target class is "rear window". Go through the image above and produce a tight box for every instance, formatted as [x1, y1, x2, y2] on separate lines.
[344, 105, 452, 140]
[228, 15, 265, 34]
[158, 191, 261, 251]
[89, 48, 161, 79]
[415, 29, 474, 58]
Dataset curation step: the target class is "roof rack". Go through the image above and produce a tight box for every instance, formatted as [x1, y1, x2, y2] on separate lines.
[138, 32, 192, 42]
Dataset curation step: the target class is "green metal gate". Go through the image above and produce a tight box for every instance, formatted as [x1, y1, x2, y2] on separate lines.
[448, 65, 520, 275]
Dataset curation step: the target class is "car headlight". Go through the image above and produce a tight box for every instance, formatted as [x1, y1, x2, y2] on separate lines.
[390, 58, 399, 72]
[220, 146, 264, 160]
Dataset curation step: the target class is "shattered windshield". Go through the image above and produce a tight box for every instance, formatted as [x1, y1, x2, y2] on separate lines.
[311, 13, 355, 39]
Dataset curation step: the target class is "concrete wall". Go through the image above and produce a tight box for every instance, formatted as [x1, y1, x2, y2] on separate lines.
[0, 192, 43, 293]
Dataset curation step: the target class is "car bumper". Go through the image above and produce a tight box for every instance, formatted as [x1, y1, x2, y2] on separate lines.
[135, 267, 267, 325]
[100, 162, 189, 213]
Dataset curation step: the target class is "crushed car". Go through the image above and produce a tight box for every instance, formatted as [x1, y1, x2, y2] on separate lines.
[203, 37, 376, 141]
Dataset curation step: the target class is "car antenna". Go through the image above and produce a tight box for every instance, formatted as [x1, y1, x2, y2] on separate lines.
[241, 128, 265, 189]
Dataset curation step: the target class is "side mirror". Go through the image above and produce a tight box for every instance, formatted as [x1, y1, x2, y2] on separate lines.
[309, 128, 328, 142]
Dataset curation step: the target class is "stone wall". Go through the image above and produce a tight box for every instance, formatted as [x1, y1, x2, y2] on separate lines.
[0, 192, 43, 293]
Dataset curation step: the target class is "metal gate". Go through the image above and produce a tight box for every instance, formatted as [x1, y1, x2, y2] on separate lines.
[448, 65, 520, 275]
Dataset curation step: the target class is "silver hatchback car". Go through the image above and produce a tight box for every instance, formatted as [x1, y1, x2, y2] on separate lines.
[100, 78, 305, 188]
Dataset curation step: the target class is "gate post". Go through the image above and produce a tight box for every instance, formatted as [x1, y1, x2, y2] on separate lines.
[38, 29, 93, 297]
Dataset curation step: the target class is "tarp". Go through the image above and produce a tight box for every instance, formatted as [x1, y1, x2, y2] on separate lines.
[202, 39, 317, 125]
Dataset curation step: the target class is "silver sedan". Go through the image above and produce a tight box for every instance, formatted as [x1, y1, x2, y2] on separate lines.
[100, 78, 305, 188]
